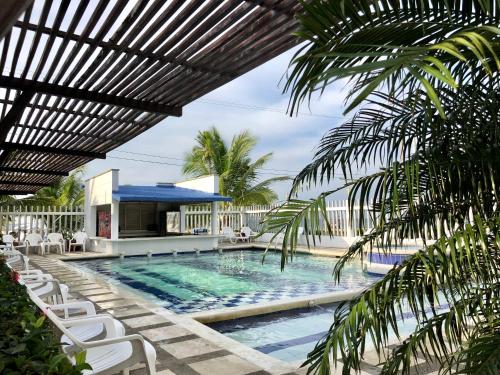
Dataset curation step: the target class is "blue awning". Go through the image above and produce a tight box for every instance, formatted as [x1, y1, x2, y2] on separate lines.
[112, 184, 231, 203]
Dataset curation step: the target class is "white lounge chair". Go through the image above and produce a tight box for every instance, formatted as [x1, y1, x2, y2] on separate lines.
[45, 232, 65, 254]
[221, 227, 245, 244]
[240, 227, 257, 242]
[28, 289, 125, 348]
[23, 274, 69, 305]
[44, 307, 157, 375]
[4, 251, 44, 276]
[69, 231, 88, 252]
[25, 233, 45, 255]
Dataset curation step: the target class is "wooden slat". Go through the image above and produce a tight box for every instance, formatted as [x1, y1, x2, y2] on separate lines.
[0, 0, 302, 189]
[0, 0, 33, 40]
[0, 77, 183, 116]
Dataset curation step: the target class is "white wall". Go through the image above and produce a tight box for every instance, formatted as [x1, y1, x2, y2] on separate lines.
[175, 175, 219, 194]
[85, 169, 119, 237]
[89, 235, 220, 255]
[85, 169, 119, 206]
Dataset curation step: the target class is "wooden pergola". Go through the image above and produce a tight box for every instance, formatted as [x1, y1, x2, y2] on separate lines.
[0, 0, 302, 194]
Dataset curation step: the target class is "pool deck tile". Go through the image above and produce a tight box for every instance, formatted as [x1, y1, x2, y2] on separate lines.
[86, 293, 123, 302]
[78, 288, 113, 296]
[140, 325, 193, 342]
[188, 354, 262, 375]
[122, 314, 173, 329]
[109, 305, 154, 318]
[160, 338, 222, 359]
[97, 299, 138, 309]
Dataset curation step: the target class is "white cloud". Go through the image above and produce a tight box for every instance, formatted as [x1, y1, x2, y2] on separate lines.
[85, 49, 353, 200]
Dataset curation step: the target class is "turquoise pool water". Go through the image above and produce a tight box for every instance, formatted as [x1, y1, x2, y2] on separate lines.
[211, 302, 449, 363]
[72, 249, 379, 313]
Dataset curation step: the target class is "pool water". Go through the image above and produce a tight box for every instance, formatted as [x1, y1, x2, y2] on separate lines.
[210, 302, 449, 364]
[72, 249, 379, 313]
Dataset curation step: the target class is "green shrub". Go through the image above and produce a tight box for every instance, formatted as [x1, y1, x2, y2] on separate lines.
[0, 257, 89, 374]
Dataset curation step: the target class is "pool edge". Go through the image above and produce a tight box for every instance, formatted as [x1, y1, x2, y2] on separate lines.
[188, 289, 363, 323]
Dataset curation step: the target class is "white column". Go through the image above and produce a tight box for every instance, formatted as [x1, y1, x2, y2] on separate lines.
[179, 205, 186, 233]
[110, 200, 119, 240]
[87, 206, 97, 236]
[211, 201, 219, 235]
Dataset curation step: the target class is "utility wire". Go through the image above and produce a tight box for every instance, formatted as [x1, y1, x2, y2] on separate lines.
[107, 155, 366, 179]
[111, 150, 302, 174]
[197, 98, 345, 120]
[107, 156, 293, 177]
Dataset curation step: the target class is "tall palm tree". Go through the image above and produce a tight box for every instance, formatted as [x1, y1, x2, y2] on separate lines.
[264, 1, 500, 374]
[183, 127, 288, 205]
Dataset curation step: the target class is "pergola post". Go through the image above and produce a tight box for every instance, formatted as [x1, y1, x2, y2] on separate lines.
[211, 201, 219, 235]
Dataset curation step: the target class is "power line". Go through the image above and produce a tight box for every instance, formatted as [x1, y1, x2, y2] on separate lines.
[107, 154, 366, 179]
[110, 150, 303, 174]
[197, 98, 345, 120]
[107, 156, 293, 177]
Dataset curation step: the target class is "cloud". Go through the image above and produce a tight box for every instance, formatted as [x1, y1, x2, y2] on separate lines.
[85, 49, 352, 200]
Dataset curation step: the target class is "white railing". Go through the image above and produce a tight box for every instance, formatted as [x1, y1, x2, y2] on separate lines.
[184, 200, 371, 237]
[0, 200, 372, 240]
[0, 206, 84, 239]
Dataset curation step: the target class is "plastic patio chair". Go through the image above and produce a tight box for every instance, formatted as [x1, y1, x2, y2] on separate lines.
[3, 233, 27, 252]
[46, 232, 65, 254]
[221, 227, 245, 244]
[4, 251, 44, 277]
[25, 233, 45, 255]
[240, 227, 257, 242]
[28, 289, 125, 348]
[69, 231, 88, 252]
[44, 307, 157, 375]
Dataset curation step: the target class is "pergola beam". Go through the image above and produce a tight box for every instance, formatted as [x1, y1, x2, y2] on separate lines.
[0, 77, 183, 116]
[0, 190, 31, 195]
[0, 142, 107, 159]
[0, 90, 35, 142]
[0, 167, 68, 176]
[0, 0, 33, 40]
[0, 180, 52, 187]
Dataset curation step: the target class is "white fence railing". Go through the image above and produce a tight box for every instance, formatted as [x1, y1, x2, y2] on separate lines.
[0, 206, 84, 239]
[184, 200, 372, 237]
[0, 200, 371, 240]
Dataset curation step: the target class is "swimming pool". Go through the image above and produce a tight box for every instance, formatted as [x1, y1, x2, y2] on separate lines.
[210, 302, 449, 364]
[72, 249, 379, 313]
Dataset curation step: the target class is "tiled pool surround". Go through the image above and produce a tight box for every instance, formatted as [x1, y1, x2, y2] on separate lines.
[71, 249, 380, 314]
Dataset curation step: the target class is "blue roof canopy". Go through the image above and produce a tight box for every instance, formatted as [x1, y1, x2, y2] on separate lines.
[112, 185, 231, 203]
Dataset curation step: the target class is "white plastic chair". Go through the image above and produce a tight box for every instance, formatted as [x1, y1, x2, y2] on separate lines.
[3, 233, 27, 252]
[240, 227, 257, 242]
[69, 231, 88, 252]
[23, 274, 69, 305]
[25, 233, 45, 255]
[46, 232, 64, 254]
[28, 289, 125, 348]
[221, 227, 245, 244]
[44, 308, 157, 375]
[4, 251, 44, 276]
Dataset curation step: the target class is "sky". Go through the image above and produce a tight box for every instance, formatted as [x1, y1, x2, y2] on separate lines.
[84, 47, 352, 201]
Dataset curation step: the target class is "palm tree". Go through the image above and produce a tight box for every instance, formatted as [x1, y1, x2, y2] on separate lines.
[18, 167, 86, 207]
[264, 2, 500, 374]
[183, 127, 288, 205]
